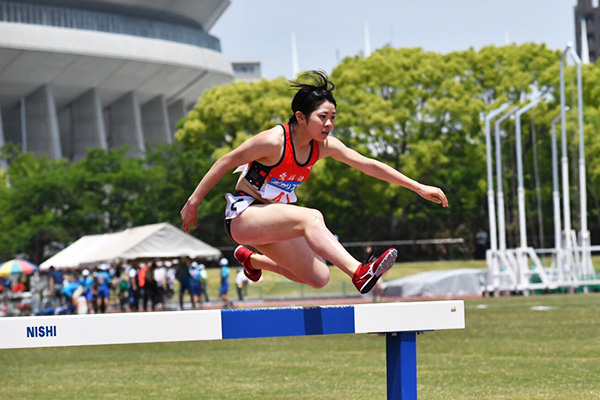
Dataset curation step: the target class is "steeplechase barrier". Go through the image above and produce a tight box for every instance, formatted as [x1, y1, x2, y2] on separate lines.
[0, 300, 465, 399]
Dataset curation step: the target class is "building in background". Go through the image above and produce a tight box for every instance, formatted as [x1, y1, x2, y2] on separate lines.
[232, 61, 262, 82]
[575, 0, 599, 62]
[0, 0, 234, 161]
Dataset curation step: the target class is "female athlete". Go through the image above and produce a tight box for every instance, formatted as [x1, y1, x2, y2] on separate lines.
[180, 71, 448, 294]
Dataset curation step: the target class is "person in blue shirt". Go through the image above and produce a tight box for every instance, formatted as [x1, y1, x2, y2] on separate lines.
[219, 258, 233, 308]
[95, 265, 112, 313]
[176, 260, 196, 310]
[79, 269, 95, 314]
[60, 280, 83, 314]
[189, 262, 202, 308]
[48, 266, 64, 306]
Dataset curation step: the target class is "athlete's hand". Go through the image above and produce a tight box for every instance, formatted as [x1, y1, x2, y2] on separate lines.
[180, 200, 199, 233]
[417, 184, 448, 208]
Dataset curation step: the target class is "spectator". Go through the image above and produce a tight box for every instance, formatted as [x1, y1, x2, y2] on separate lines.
[235, 267, 249, 301]
[95, 265, 111, 313]
[128, 263, 140, 312]
[48, 266, 64, 306]
[117, 266, 130, 312]
[153, 262, 168, 310]
[475, 228, 489, 260]
[219, 258, 234, 308]
[143, 263, 158, 311]
[138, 263, 147, 309]
[12, 276, 26, 293]
[0, 277, 9, 293]
[79, 269, 95, 313]
[189, 262, 202, 308]
[60, 277, 82, 314]
[176, 260, 196, 310]
[166, 263, 175, 300]
[199, 263, 210, 303]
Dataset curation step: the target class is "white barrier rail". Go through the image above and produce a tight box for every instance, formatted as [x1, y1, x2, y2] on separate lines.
[0, 300, 465, 400]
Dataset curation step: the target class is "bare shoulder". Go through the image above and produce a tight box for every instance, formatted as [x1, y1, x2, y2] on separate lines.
[237, 125, 285, 165]
[319, 135, 349, 159]
[254, 125, 285, 146]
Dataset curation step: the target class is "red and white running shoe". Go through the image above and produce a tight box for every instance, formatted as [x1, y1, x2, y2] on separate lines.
[234, 245, 262, 282]
[352, 248, 398, 294]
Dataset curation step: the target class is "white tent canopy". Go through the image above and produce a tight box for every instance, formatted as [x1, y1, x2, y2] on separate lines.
[40, 223, 222, 270]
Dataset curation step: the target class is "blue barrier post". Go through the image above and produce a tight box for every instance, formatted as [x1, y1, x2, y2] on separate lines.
[386, 331, 417, 400]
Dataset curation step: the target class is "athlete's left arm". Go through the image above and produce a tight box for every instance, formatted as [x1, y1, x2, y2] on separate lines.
[321, 136, 448, 207]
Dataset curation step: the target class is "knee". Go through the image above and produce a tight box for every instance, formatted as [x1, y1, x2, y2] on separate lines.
[304, 208, 326, 230]
[306, 269, 330, 289]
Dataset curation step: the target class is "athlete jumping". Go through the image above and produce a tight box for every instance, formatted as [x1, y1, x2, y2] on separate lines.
[180, 70, 448, 294]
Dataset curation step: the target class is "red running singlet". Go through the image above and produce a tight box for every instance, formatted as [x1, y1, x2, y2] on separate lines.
[238, 124, 319, 203]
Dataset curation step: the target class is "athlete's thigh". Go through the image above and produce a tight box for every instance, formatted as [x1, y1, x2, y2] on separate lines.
[256, 238, 330, 287]
[230, 203, 319, 245]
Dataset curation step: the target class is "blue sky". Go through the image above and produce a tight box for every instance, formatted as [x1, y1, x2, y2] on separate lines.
[211, 0, 577, 79]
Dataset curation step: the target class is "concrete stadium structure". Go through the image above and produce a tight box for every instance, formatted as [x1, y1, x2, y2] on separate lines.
[0, 0, 234, 161]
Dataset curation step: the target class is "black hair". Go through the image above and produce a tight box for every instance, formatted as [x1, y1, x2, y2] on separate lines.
[288, 70, 337, 125]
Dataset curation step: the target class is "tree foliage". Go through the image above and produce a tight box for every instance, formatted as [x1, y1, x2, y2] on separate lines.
[309, 44, 559, 248]
[0, 145, 192, 263]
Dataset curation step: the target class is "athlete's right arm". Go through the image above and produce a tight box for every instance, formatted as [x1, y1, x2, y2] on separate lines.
[180, 127, 282, 233]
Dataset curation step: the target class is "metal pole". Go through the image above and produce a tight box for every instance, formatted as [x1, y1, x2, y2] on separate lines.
[559, 46, 573, 255]
[20, 97, 27, 153]
[568, 47, 588, 239]
[550, 112, 564, 252]
[494, 107, 519, 250]
[514, 97, 543, 292]
[485, 104, 509, 252]
[515, 98, 542, 249]
[551, 111, 565, 283]
[566, 46, 594, 280]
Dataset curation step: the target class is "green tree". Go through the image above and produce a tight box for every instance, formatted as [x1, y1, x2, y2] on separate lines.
[143, 142, 221, 241]
[176, 78, 291, 148]
[0, 145, 84, 263]
[0, 145, 193, 262]
[319, 44, 557, 249]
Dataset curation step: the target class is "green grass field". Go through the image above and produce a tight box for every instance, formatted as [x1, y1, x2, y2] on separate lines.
[2, 292, 600, 399]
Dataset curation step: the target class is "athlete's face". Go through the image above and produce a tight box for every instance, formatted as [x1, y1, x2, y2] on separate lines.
[304, 100, 336, 141]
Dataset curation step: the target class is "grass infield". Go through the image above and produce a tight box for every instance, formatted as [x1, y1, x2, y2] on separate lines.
[2, 293, 600, 399]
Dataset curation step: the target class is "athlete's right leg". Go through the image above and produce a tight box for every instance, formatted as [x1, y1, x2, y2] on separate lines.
[230, 203, 361, 277]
